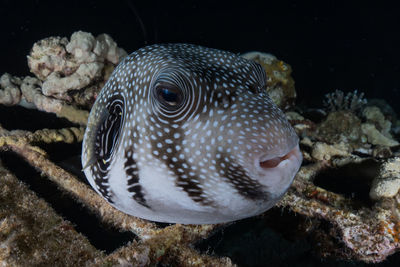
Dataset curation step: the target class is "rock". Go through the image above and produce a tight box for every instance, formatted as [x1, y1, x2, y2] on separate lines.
[370, 157, 400, 199]
[362, 106, 392, 138]
[241, 51, 296, 110]
[361, 123, 399, 147]
[311, 142, 351, 161]
[0, 73, 22, 106]
[285, 111, 304, 121]
[316, 110, 362, 144]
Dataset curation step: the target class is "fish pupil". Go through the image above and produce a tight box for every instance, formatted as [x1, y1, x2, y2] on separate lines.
[158, 87, 181, 106]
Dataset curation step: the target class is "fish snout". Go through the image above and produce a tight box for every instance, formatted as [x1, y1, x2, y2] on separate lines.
[253, 143, 302, 198]
[258, 145, 302, 170]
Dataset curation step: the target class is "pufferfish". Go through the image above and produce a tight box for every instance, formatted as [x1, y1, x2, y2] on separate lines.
[81, 43, 302, 224]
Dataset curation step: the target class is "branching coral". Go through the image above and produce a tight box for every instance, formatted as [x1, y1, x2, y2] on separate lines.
[323, 89, 367, 113]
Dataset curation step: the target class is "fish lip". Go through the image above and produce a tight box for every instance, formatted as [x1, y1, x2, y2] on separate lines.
[257, 145, 301, 170]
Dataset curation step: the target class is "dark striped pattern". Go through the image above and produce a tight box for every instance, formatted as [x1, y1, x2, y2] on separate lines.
[217, 153, 267, 200]
[91, 95, 125, 202]
[124, 147, 149, 208]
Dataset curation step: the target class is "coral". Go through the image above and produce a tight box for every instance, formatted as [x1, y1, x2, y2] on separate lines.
[285, 111, 304, 121]
[0, 31, 127, 125]
[241, 51, 296, 110]
[41, 62, 104, 97]
[316, 110, 362, 144]
[28, 31, 127, 108]
[316, 92, 399, 149]
[311, 141, 351, 161]
[323, 89, 367, 113]
[1, 32, 400, 265]
[66, 31, 126, 65]
[0, 74, 89, 125]
[361, 123, 399, 147]
[363, 106, 393, 138]
[367, 99, 398, 123]
[28, 31, 126, 82]
[0, 73, 22, 106]
[38, 32, 128, 98]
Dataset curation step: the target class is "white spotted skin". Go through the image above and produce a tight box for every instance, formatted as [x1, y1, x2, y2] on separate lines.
[82, 43, 303, 224]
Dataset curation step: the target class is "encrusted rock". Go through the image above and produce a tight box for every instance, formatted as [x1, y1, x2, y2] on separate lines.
[316, 110, 362, 144]
[363, 106, 393, 138]
[0, 73, 22, 106]
[361, 123, 399, 147]
[370, 157, 400, 199]
[241, 51, 296, 109]
[323, 89, 367, 113]
[311, 141, 351, 161]
[285, 111, 304, 121]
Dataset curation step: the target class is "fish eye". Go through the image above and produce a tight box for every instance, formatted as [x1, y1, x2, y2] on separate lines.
[156, 84, 183, 107]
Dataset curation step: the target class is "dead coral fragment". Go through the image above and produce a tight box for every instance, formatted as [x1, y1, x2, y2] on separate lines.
[41, 62, 104, 96]
[0, 31, 128, 125]
[27, 31, 127, 108]
[316, 110, 362, 144]
[363, 106, 391, 134]
[361, 123, 399, 147]
[0, 73, 22, 106]
[0, 74, 90, 125]
[28, 31, 127, 81]
[323, 89, 367, 113]
[21, 76, 89, 125]
[311, 142, 351, 161]
[20, 76, 63, 112]
[66, 31, 126, 65]
[28, 36, 71, 80]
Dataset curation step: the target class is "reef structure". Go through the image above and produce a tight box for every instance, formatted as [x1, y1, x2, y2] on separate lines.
[0, 32, 400, 265]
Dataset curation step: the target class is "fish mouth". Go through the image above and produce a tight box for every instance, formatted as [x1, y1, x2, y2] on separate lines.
[259, 145, 302, 169]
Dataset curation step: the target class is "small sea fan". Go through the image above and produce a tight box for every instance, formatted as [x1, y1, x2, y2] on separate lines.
[323, 89, 367, 112]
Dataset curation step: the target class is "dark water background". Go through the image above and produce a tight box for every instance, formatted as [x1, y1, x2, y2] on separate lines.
[1, 0, 400, 114]
[1, 1, 400, 266]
